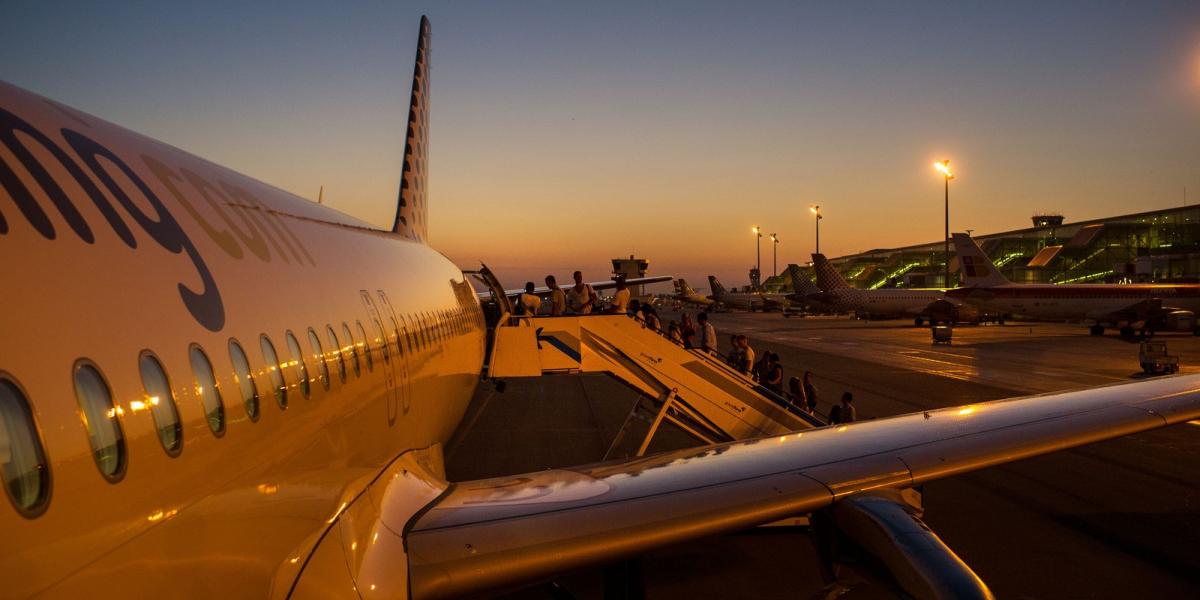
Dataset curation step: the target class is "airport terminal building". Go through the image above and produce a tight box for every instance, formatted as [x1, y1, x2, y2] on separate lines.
[812, 204, 1200, 289]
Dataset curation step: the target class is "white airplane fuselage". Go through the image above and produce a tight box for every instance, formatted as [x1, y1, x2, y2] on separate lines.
[0, 81, 485, 596]
[717, 293, 784, 311]
[947, 284, 1200, 322]
[823, 288, 947, 318]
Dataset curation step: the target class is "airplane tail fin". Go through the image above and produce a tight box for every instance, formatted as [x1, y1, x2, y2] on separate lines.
[391, 16, 431, 243]
[951, 233, 1011, 287]
[707, 276, 727, 298]
[678, 278, 697, 296]
[811, 254, 851, 291]
[786, 263, 821, 295]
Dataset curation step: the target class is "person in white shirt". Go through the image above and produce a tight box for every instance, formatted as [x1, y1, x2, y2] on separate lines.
[698, 312, 717, 354]
[567, 270, 596, 314]
[545, 275, 566, 316]
[518, 282, 541, 316]
[829, 392, 857, 424]
[609, 278, 630, 314]
[738, 335, 755, 375]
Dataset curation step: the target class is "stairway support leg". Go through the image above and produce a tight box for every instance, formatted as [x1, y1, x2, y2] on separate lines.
[603, 394, 647, 461]
[637, 391, 675, 457]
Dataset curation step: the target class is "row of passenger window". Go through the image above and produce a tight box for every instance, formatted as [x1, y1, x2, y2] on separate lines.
[1, 304, 481, 518]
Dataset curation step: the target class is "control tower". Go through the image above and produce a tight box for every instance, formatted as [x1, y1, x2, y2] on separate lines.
[612, 255, 650, 296]
[1032, 213, 1065, 228]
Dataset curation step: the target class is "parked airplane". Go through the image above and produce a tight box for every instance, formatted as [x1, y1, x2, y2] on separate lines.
[673, 278, 714, 307]
[948, 233, 1200, 336]
[707, 275, 787, 311]
[810, 254, 968, 325]
[3, 16, 1200, 600]
[784, 263, 838, 314]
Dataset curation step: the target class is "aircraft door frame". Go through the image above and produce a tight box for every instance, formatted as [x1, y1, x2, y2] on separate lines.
[360, 290, 400, 426]
[376, 290, 412, 416]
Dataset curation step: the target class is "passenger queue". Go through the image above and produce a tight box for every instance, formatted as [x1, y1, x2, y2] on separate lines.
[510, 272, 856, 425]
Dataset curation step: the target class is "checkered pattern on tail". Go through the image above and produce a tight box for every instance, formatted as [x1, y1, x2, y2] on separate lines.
[392, 16, 431, 243]
[811, 254, 851, 291]
[786, 264, 821, 295]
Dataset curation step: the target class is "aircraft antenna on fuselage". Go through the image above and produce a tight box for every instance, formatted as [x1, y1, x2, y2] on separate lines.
[391, 15, 431, 243]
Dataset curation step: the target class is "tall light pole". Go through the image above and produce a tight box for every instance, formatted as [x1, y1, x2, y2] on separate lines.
[752, 226, 762, 286]
[770, 233, 779, 276]
[810, 205, 822, 255]
[934, 160, 954, 287]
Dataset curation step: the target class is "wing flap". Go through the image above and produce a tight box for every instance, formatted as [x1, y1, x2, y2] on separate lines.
[405, 375, 1200, 599]
[408, 471, 833, 599]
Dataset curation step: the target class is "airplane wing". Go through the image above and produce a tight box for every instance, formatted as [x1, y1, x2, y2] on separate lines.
[392, 375, 1200, 599]
[1085, 297, 1163, 322]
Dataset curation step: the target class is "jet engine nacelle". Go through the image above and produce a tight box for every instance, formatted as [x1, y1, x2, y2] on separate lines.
[926, 299, 979, 325]
[813, 489, 993, 599]
[1151, 310, 1197, 332]
[1166, 310, 1196, 331]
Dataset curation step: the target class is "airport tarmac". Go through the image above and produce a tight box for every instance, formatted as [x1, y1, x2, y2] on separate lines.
[446, 313, 1200, 599]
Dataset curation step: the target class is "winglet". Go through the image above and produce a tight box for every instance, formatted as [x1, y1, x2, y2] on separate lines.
[951, 233, 1011, 287]
[392, 16, 431, 242]
[811, 254, 851, 291]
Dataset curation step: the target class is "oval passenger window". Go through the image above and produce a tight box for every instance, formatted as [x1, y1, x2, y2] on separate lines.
[228, 340, 259, 421]
[356, 321, 373, 372]
[260, 335, 287, 409]
[342, 322, 360, 377]
[189, 346, 225, 436]
[286, 331, 310, 398]
[73, 362, 126, 481]
[0, 376, 51, 516]
[307, 328, 330, 391]
[374, 320, 391, 363]
[390, 317, 404, 357]
[326, 326, 347, 383]
[138, 352, 183, 455]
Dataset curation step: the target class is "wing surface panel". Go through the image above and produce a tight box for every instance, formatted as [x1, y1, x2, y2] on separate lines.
[405, 375, 1200, 599]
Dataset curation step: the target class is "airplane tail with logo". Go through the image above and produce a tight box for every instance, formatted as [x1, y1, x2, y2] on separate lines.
[786, 263, 821, 295]
[678, 278, 699, 296]
[951, 233, 1011, 287]
[391, 16, 431, 243]
[811, 254, 851, 291]
[707, 276, 727, 299]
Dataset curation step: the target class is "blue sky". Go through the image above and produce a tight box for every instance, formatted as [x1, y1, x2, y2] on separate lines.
[3, 1, 1199, 287]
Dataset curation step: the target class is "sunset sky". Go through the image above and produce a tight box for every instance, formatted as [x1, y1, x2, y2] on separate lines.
[4, 2, 1199, 289]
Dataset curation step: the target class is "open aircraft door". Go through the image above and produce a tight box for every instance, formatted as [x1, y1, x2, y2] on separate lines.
[360, 290, 402, 425]
[376, 290, 413, 416]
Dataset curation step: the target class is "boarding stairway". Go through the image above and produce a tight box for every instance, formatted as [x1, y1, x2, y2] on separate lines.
[488, 314, 822, 454]
[468, 264, 823, 456]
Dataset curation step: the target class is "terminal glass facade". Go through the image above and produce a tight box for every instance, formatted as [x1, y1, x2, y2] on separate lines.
[793, 205, 1200, 290]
